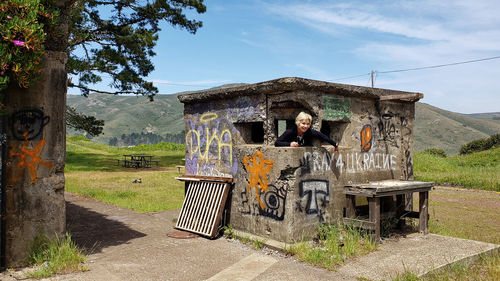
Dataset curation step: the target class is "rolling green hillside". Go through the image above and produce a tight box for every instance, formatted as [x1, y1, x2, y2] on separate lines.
[415, 103, 500, 155]
[67, 93, 185, 144]
[67, 94, 500, 155]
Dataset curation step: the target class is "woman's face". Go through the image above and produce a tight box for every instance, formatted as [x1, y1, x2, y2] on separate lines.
[297, 119, 311, 135]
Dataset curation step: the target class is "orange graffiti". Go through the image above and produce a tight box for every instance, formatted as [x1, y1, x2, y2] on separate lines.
[243, 150, 274, 209]
[361, 124, 373, 152]
[9, 132, 52, 184]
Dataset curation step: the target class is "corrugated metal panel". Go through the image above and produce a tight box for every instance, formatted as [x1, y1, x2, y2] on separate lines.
[175, 180, 230, 238]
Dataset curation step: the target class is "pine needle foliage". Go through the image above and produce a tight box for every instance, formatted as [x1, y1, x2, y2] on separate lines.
[67, 0, 206, 98]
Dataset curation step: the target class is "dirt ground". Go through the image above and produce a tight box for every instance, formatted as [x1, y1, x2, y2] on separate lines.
[0, 187, 498, 281]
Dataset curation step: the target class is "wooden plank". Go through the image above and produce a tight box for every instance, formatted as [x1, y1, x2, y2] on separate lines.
[343, 218, 376, 230]
[345, 180, 434, 191]
[372, 188, 430, 197]
[176, 175, 233, 183]
[344, 187, 376, 197]
[344, 187, 431, 197]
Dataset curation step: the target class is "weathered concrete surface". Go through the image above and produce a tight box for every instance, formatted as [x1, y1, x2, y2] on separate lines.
[337, 233, 499, 280]
[4, 50, 67, 266]
[234, 229, 500, 281]
[179, 77, 421, 242]
[2, 0, 71, 267]
[2, 192, 497, 281]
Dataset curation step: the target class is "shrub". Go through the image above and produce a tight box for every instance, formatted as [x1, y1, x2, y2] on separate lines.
[460, 134, 500, 155]
[486, 133, 500, 149]
[423, 148, 447, 158]
[67, 135, 90, 142]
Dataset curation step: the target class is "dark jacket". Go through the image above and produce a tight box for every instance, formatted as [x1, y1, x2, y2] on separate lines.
[275, 126, 337, 147]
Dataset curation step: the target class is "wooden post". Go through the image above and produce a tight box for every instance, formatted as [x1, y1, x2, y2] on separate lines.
[368, 197, 381, 241]
[345, 195, 356, 218]
[419, 191, 429, 234]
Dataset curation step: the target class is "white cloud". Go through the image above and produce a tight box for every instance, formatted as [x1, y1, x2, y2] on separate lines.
[265, 0, 500, 57]
[262, 0, 500, 113]
[265, 2, 450, 40]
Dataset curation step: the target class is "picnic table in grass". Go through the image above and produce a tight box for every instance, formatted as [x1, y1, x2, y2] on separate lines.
[117, 154, 159, 168]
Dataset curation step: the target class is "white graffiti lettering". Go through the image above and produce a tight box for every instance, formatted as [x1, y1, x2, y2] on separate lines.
[303, 151, 398, 174]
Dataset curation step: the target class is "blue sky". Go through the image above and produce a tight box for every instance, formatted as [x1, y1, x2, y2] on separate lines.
[73, 0, 500, 114]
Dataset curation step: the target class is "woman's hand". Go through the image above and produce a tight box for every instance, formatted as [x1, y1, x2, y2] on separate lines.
[290, 142, 299, 147]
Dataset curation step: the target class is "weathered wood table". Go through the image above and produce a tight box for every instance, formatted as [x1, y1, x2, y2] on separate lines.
[344, 180, 434, 241]
[120, 154, 158, 168]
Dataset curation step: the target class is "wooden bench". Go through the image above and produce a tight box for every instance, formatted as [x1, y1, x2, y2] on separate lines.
[344, 180, 434, 242]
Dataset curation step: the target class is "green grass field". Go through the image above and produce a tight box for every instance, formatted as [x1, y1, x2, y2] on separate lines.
[65, 135, 185, 212]
[414, 147, 500, 191]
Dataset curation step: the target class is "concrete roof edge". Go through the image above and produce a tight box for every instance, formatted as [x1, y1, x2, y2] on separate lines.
[177, 77, 423, 103]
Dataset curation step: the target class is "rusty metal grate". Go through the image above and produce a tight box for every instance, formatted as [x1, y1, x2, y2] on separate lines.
[175, 178, 230, 238]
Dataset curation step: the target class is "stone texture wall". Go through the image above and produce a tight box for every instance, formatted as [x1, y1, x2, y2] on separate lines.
[4, 50, 67, 267]
[181, 80, 417, 243]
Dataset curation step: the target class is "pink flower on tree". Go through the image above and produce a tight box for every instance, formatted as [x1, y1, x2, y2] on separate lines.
[13, 40, 24, 46]
[7, 16, 12, 19]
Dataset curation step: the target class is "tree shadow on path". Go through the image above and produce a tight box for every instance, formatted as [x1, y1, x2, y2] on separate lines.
[66, 200, 146, 254]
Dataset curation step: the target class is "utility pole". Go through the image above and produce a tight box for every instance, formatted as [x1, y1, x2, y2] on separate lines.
[371, 70, 374, 88]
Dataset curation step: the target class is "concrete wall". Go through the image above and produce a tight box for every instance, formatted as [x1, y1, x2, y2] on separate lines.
[181, 82, 416, 243]
[4, 51, 67, 266]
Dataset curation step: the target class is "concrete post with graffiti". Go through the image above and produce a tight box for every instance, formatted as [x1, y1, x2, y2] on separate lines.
[178, 77, 422, 243]
[2, 0, 69, 266]
[3, 51, 67, 266]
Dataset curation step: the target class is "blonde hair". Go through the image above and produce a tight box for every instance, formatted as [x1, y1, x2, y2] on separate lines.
[295, 112, 312, 126]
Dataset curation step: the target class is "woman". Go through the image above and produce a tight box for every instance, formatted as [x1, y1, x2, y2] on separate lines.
[275, 112, 339, 151]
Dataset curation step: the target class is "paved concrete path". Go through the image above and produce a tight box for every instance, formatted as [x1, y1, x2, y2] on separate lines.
[1, 192, 498, 280]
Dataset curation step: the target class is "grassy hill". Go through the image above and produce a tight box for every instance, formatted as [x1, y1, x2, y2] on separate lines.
[465, 112, 500, 120]
[67, 93, 185, 144]
[67, 94, 500, 155]
[415, 103, 500, 155]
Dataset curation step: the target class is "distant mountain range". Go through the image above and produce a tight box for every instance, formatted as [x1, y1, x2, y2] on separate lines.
[67, 93, 500, 155]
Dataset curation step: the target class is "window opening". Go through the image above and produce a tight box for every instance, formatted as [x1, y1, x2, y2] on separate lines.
[321, 120, 349, 144]
[234, 122, 264, 144]
[275, 119, 295, 137]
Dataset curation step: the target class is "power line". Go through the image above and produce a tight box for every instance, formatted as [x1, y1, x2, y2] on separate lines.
[326, 72, 371, 82]
[377, 55, 500, 74]
[325, 55, 500, 87]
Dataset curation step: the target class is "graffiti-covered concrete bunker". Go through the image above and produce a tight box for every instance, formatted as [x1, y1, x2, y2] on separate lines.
[178, 77, 423, 243]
